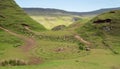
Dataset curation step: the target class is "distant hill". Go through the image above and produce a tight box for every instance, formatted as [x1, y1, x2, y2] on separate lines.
[78, 7, 120, 16]
[23, 8, 70, 16]
[23, 7, 120, 16]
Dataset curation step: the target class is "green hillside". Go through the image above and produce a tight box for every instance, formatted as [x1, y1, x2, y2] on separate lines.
[0, 0, 46, 66]
[77, 10, 120, 53]
[0, 0, 46, 34]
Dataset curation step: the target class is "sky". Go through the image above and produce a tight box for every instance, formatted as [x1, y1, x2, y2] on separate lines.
[15, 0, 120, 12]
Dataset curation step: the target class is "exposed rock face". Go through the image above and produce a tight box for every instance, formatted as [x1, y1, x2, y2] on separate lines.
[21, 24, 29, 27]
[109, 11, 116, 13]
[93, 19, 112, 23]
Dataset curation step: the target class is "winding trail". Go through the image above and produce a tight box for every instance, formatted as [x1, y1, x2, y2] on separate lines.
[0, 26, 41, 64]
[0, 26, 35, 52]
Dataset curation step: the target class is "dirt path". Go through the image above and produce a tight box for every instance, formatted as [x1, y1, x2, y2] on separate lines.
[0, 26, 36, 52]
[0, 27, 21, 37]
[74, 35, 91, 45]
[74, 35, 91, 47]
[0, 26, 41, 64]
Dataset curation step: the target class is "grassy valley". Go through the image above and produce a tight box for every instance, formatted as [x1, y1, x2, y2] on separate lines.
[0, 0, 120, 69]
[30, 15, 75, 29]
[23, 8, 82, 29]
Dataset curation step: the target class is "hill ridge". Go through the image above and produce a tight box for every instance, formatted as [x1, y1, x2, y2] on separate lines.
[23, 7, 120, 16]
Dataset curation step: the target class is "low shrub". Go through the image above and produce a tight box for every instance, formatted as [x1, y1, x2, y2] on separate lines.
[0, 59, 27, 66]
[78, 42, 85, 50]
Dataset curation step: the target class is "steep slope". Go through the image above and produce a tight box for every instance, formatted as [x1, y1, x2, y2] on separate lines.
[0, 0, 46, 65]
[0, 0, 46, 34]
[77, 10, 120, 53]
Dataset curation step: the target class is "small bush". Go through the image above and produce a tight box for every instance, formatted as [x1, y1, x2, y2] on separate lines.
[0, 59, 27, 66]
[78, 42, 85, 50]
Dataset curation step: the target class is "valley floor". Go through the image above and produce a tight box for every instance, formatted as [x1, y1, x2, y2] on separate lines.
[0, 49, 120, 69]
[0, 26, 120, 69]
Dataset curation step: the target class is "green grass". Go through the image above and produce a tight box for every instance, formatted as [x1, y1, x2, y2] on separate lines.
[0, 30, 27, 60]
[32, 40, 81, 60]
[0, 49, 120, 69]
[32, 30, 78, 43]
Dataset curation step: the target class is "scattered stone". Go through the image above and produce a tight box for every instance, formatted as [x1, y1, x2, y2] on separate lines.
[103, 26, 112, 31]
[85, 46, 90, 51]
